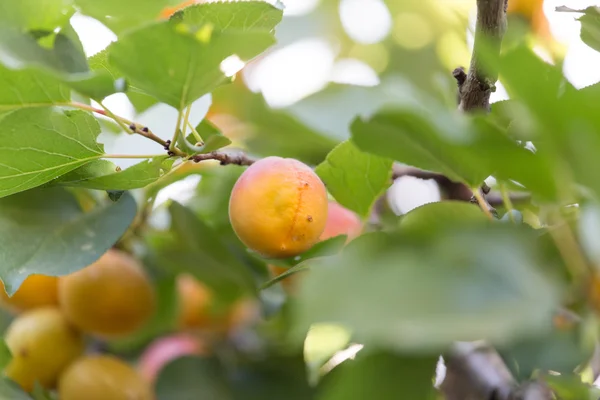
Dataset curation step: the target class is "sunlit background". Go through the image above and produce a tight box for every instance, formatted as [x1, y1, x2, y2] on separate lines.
[69, 0, 600, 219]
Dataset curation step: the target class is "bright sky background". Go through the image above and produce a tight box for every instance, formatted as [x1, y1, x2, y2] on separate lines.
[70, 0, 600, 213]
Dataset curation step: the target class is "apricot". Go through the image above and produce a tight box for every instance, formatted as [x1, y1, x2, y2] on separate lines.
[229, 156, 328, 259]
[58, 355, 153, 400]
[3, 307, 84, 392]
[138, 333, 206, 383]
[268, 201, 363, 292]
[177, 274, 259, 334]
[177, 273, 214, 330]
[0, 275, 59, 313]
[58, 249, 156, 338]
[319, 201, 363, 242]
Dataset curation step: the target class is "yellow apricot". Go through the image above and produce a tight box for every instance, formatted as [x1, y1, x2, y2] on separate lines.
[0, 275, 59, 313]
[177, 273, 214, 330]
[58, 355, 153, 400]
[176, 274, 259, 335]
[229, 156, 328, 259]
[3, 307, 84, 392]
[58, 249, 156, 338]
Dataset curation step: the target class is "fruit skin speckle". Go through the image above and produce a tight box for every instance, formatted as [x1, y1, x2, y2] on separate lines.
[229, 156, 328, 259]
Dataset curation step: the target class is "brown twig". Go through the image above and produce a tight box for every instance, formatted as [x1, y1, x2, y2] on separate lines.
[190, 151, 256, 166]
[391, 165, 530, 207]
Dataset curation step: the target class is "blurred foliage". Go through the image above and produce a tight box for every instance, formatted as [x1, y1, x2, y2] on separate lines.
[1, 0, 600, 398]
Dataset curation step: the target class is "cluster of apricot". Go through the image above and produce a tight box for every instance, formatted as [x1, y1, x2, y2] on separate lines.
[1, 249, 256, 399]
[229, 156, 364, 291]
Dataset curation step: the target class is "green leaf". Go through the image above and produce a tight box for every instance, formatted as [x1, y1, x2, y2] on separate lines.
[316, 140, 392, 218]
[499, 329, 591, 380]
[0, 378, 32, 400]
[290, 225, 561, 352]
[178, 120, 232, 154]
[544, 375, 600, 400]
[31, 383, 54, 400]
[212, 83, 338, 165]
[0, 0, 74, 32]
[318, 352, 437, 400]
[171, 1, 283, 32]
[155, 356, 233, 400]
[108, 3, 281, 110]
[0, 28, 122, 100]
[351, 109, 489, 186]
[0, 65, 70, 112]
[230, 353, 314, 400]
[399, 201, 489, 238]
[54, 157, 173, 190]
[0, 108, 105, 198]
[74, 0, 181, 35]
[0, 338, 11, 369]
[153, 202, 256, 301]
[262, 234, 349, 269]
[579, 7, 600, 53]
[0, 187, 137, 295]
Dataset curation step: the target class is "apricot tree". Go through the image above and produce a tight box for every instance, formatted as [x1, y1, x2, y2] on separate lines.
[1, 0, 600, 399]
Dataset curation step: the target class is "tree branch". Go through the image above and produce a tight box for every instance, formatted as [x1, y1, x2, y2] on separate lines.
[440, 0, 551, 399]
[457, 0, 508, 112]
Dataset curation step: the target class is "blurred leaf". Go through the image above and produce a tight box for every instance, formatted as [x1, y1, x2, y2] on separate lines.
[0, 338, 11, 369]
[318, 352, 437, 400]
[178, 120, 232, 154]
[0, 65, 70, 112]
[499, 45, 600, 200]
[316, 140, 392, 218]
[74, 0, 180, 35]
[353, 103, 558, 199]
[351, 109, 488, 187]
[156, 356, 232, 400]
[108, 2, 282, 110]
[291, 224, 561, 352]
[54, 157, 174, 190]
[231, 353, 314, 400]
[211, 82, 338, 165]
[263, 234, 349, 269]
[0, 378, 32, 400]
[0, 108, 104, 198]
[578, 7, 600, 53]
[499, 328, 591, 380]
[260, 258, 317, 291]
[0, 0, 74, 32]
[0, 187, 137, 295]
[0, 28, 120, 99]
[152, 202, 256, 301]
[399, 201, 489, 238]
[172, 1, 283, 31]
[31, 383, 54, 400]
[544, 374, 600, 400]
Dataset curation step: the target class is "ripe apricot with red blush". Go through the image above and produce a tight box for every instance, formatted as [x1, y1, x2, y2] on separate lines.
[229, 156, 328, 259]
